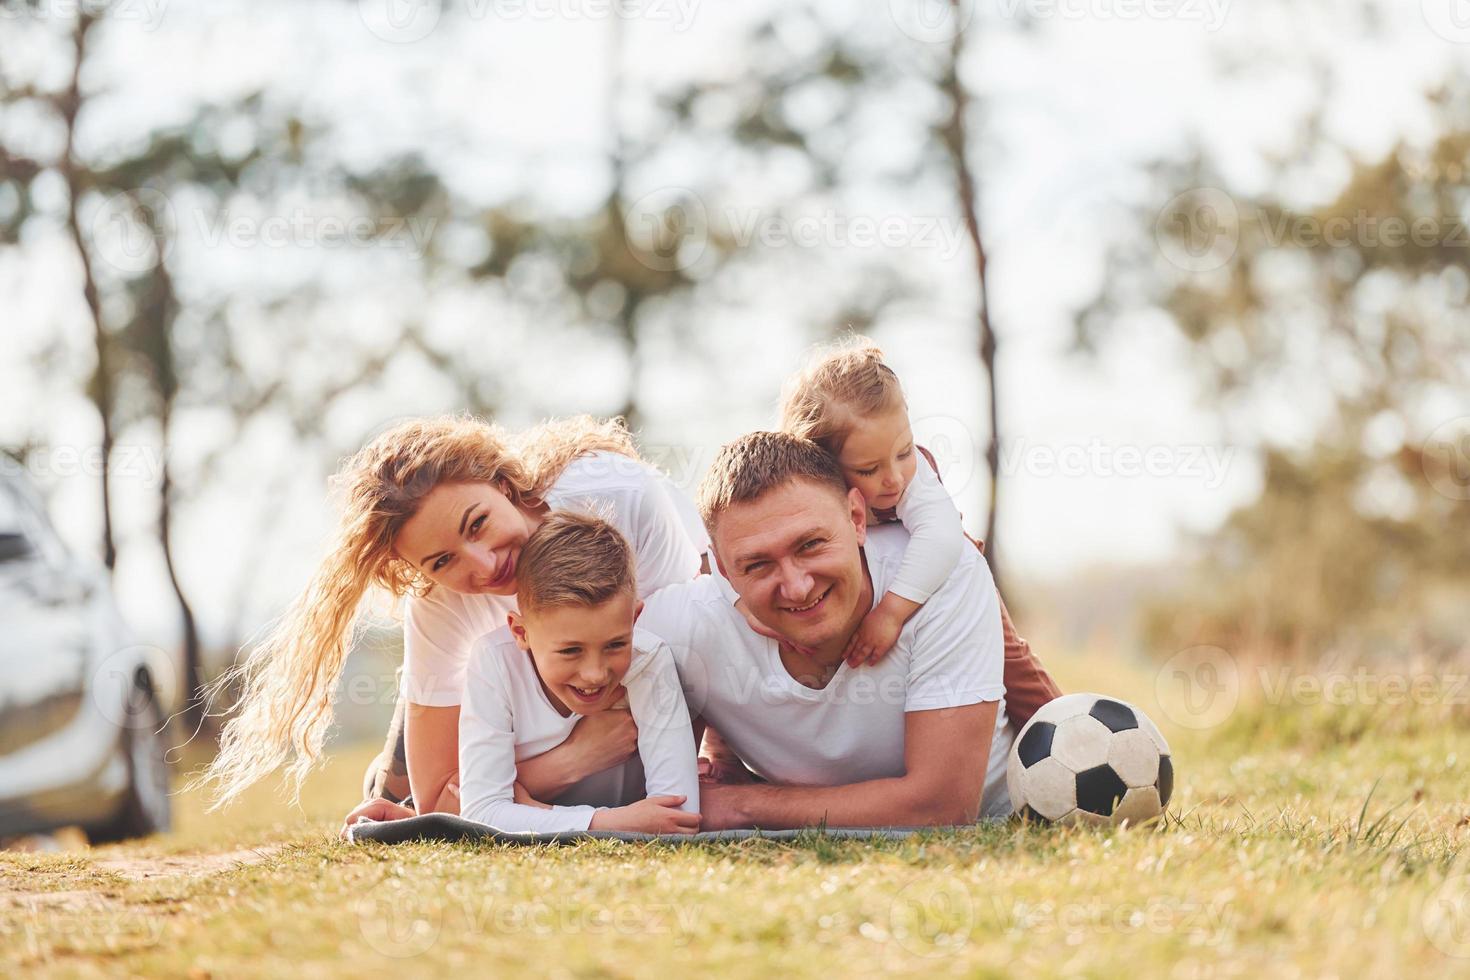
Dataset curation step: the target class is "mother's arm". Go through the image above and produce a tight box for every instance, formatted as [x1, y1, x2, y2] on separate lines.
[405, 702, 461, 814]
[404, 701, 641, 811]
[514, 707, 640, 799]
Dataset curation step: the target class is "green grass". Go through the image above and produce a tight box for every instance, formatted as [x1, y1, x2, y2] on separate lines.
[4, 652, 1470, 978]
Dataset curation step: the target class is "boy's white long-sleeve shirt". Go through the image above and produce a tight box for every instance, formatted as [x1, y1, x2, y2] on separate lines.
[879, 454, 967, 604]
[457, 625, 700, 833]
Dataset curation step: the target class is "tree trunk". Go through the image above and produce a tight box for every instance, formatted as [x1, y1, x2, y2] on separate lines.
[159, 455, 206, 732]
[135, 196, 207, 733]
[939, 3, 1002, 584]
[59, 14, 117, 571]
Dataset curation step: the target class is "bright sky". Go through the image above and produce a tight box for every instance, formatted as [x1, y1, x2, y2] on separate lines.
[1, 0, 1463, 647]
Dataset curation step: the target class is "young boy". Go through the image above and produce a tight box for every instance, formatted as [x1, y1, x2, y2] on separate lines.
[455, 511, 701, 833]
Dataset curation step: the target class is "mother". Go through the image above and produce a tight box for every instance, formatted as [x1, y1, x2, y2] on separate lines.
[201, 414, 706, 813]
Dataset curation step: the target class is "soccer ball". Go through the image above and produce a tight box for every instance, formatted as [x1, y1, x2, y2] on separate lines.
[1007, 693, 1174, 826]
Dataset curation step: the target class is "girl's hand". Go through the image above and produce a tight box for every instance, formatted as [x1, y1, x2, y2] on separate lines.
[590, 796, 702, 834]
[844, 608, 904, 667]
[339, 797, 416, 838]
[735, 597, 784, 642]
[737, 597, 819, 658]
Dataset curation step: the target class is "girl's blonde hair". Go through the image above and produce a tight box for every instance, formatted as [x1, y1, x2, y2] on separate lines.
[778, 335, 906, 456]
[198, 413, 639, 806]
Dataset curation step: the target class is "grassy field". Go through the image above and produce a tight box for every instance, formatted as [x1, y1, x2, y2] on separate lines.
[4, 650, 1470, 978]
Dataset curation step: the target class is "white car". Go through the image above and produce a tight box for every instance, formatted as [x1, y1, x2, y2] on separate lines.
[0, 467, 176, 842]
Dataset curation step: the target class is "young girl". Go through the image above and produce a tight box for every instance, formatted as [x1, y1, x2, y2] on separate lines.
[739, 336, 1061, 728]
[199, 414, 707, 815]
[457, 512, 699, 833]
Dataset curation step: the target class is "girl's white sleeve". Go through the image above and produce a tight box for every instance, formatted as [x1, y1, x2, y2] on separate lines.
[889, 457, 967, 604]
[458, 646, 598, 833]
[623, 640, 700, 814]
[628, 469, 703, 595]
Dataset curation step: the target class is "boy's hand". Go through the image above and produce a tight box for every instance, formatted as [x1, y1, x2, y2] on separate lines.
[591, 796, 701, 834]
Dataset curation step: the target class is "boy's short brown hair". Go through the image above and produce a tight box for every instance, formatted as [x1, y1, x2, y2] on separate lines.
[696, 430, 849, 537]
[516, 511, 636, 611]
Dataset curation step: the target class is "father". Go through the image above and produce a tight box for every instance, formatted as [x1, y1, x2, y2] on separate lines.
[636, 430, 1014, 829]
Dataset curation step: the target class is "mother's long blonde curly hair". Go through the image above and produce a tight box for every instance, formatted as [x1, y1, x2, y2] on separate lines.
[197, 413, 639, 806]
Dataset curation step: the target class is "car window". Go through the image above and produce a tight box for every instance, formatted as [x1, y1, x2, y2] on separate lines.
[0, 485, 51, 564]
[0, 486, 23, 536]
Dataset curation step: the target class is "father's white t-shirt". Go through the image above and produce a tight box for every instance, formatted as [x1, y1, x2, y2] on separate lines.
[458, 626, 700, 833]
[638, 523, 1014, 819]
[401, 451, 704, 707]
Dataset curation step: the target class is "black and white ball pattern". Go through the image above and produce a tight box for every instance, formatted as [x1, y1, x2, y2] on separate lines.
[1007, 693, 1174, 826]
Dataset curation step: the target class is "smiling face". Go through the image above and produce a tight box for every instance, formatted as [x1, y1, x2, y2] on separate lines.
[835, 405, 917, 512]
[394, 481, 539, 595]
[713, 477, 871, 651]
[508, 592, 639, 716]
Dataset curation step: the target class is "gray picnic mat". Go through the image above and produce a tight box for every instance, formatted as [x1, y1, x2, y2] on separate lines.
[346, 812, 932, 845]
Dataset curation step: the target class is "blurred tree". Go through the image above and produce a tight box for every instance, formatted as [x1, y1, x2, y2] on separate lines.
[1079, 79, 1470, 660]
[936, 0, 1002, 567]
[649, 7, 1008, 560]
[0, 7, 455, 728]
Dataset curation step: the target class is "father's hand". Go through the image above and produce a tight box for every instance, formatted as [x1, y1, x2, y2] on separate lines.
[696, 782, 752, 832]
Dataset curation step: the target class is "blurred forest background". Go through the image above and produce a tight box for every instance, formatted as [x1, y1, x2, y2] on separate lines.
[2, 0, 1467, 739]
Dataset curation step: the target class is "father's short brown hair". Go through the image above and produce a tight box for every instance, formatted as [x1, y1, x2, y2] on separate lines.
[516, 510, 636, 611]
[697, 431, 849, 536]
